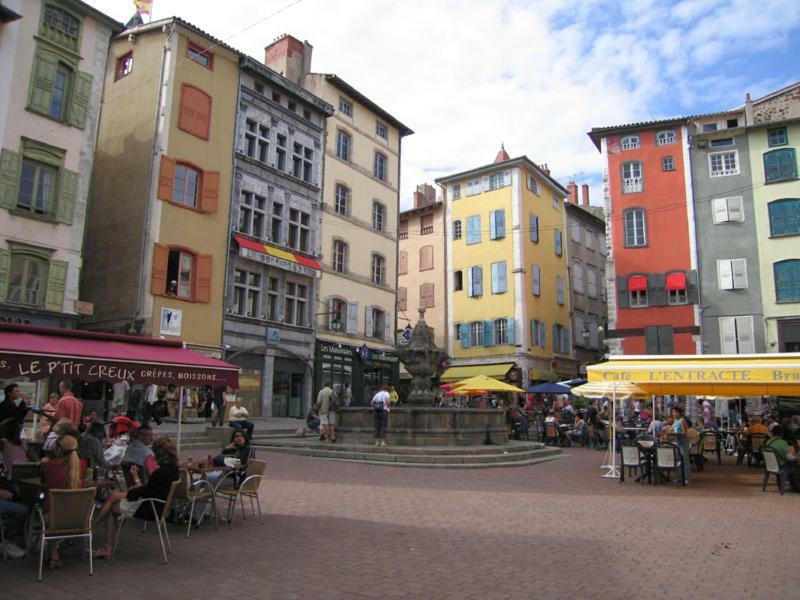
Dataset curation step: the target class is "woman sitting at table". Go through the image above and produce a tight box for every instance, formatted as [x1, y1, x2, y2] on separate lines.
[92, 436, 179, 559]
[190, 430, 251, 524]
[0, 418, 28, 476]
[78, 422, 109, 470]
[570, 413, 587, 446]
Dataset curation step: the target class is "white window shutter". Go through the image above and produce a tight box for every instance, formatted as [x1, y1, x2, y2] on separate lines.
[327, 296, 334, 329]
[532, 264, 540, 296]
[728, 197, 744, 222]
[346, 301, 359, 333]
[735, 316, 755, 353]
[717, 260, 733, 290]
[712, 198, 729, 223]
[364, 305, 374, 337]
[384, 312, 393, 342]
[467, 267, 474, 297]
[503, 170, 511, 186]
[732, 259, 748, 289]
[481, 176, 490, 191]
[719, 317, 737, 353]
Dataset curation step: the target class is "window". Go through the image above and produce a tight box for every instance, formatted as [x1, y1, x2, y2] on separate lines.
[334, 131, 351, 162]
[530, 319, 547, 349]
[571, 223, 581, 243]
[376, 122, 388, 139]
[709, 151, 739, 177]
[287, 208, 310, 252]
[41, 4, 80, 51]
[531, 264, 541, 296]
[271, 92, 281, 103]
[467, 266, 483, 297]
[398, 220, 408, 240]
[419, 245, 434, 271]
[553, 324, 570, 353]
[717, 258, 748, 290]
[303, 108, 311, 120]
[292, 143, 313, 182]
[656, 130, 676, 145]
[552, 192, 559, 209]
[666, 271, 687, 305]
[170, 164, 202, 208]
[244, 120, 257, 158]
[624, 208, 647, 247]
[276, 134, 287, 170]
[645, 325, 674, 355]
[166, 249, 195, 299]
[367, 307, 385, 339]
[284, 281, 307, 326]
[254, 82, 265, 95]
[453, 220, 462, 240]
[257, 125, 269, 163]
[454, 270, 463, 292]
[493, 318, 509, 345]
[470, 321, 483, 347]
[332, 240, 347, 273]
[587, 268, 598, 298]
[620, 135, 640, 150]
[330, 297, 346, 329]
[266, 277, 279, 320]
[420, 282, 435, 308]
[374, 152, 386, 181]
[490, 261, 507, 294]
[466, 178, 481, 196]
[768, 127, 788, 147]
[572, 259, 584, 294]
[237, 192, 266, 238]
[622, 161, 643, 193]
[339, 97, 353, 117]
[554, 229, 562, 256]
[6, 254, 47, 306]
[768, 198, 800, 237]
[466, 215, 481, 245]
[662, 156, 674, 171]
[115, 52, 133, 80]
[178, 85, 212, 140]
[711, 196, 745, 224]
[451, 183, 461, 200]
[372, 201, 386, 231]
[585, 228, 594, 250]
[710, 138, 734, 148]
[702, 123, 718, 132]
[233, 269, 260, 318]
[529, 213, 539, 243]
[334, 184, 349, 216]
[288, 101, 296, 113]
[421, 214, 433, 235]
[764, 149, 797, 183]
[17, 160, 57, 215]
[526, 174, 540, 195]
[49, 62, 71, 120]
[775, 260, 800, 303]
[628, 275, 648, 307]
[489, 172, 507, 190]
[243, 121, 269, 163]
[371, 254, 386, 285]
[726, 118, 739, 128]
[719, 316, 755, 353]
[556, 276, 564, 305]
[489, 210, 505, 239]
[27, 47, 92, 129]
[187, 43, 213, 69]
[397, 287, 407, 311]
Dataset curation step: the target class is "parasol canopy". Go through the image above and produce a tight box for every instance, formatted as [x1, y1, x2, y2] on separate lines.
[525, 382, 571, 394]
[451, 374, 524, 393]
[570, 381, 650, 399]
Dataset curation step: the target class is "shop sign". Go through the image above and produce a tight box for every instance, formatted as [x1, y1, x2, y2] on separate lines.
[159, 307, 182, 336]
[266, 327, 280, 343]
[319, 342, 353, 357]
[239, 247, 315, 277]
[367, 349, 398, 363]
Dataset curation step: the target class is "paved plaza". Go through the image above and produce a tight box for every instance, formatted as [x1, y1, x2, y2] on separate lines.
[2, 448, 799, 599]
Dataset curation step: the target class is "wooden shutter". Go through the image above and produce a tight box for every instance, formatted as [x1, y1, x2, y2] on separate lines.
[735, 317, 755, 353]
[507, 318, 515, 345]
[0, 250, 10, 303]
[346, 301, 358, 333]
[56, 168, 78, 224]
[686, 270, 700, 304]
[459, 323, 470, 348]
[68, 71, 93, 129]
[712, 198, 728, 223]
[732, 259, 748, 289]
[365, 306, 374, 337]
[648, 273, 667, 306]
[498, 261, 507, 293]
[532, 265, 541, 296]
[151, 243, 170, 295]
[719, 317, 737, 353]
[483, 320, 493, 346]
[467, 267, 474, 297]
[530, 213, 539, 242]
[201, 170, 220, 213]
[327, 296, 335, 328]
[420, 282, 434, 308]
[491, 262, 499, 294]
[557, 276, 564, 304]
[555, 229, 562, 256]
[44, 260, 68, 312]
[397, 287, 407, 311]
[384, 312, 392, 342]
[530, 320, 537, 346]
[398, 251, 407, 275]
[781, 149, 797, 179]
[420, 245, 433, 271]
[0, 149, 21, 210]
[178, 85, 211, 140]
[717, 260, 733, 290]
[645, 326, 659, 355]
[481, 176, 490, 192]
[157, 155, 176, 201]
[616, 275, 629, 308]
[28, 51, 58, 115]
[195, 254, 212, 302]
[489, 211, 497, 239]
[657, 325, 674, 354]
[562, 327, 570, 354]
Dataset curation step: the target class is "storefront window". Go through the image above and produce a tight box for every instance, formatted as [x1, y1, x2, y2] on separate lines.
[272, 371, 305, 417]
[237, 368, 262, 417]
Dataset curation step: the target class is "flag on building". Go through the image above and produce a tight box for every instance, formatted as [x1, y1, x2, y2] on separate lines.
[134, 0, 153, 15]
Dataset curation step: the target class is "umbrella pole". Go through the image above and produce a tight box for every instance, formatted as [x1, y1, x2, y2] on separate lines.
[602, 385, 620, 478]
[177, 385, 183, 454]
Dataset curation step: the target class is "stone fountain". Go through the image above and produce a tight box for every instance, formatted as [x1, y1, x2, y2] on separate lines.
[336, 309, 509, 446]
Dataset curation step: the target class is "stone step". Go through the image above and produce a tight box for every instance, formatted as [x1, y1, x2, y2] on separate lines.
[254, 440, 545, 455]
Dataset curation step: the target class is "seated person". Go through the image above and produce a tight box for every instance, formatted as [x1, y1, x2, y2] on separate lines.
[121, 424, 158, 481]
[544, 411, 560, 427]
[78, 421, 109, 470]
[191, 430, 251, 523]
[507, 405, 529, 439]
[523, 397, 536, 413]
[0, 418, 29, 477]
[92, 436, 180, 558]
[747, 416, 769, 436]
[570, 414, 587, 445]
[639, 408, 651, 422]
[686, 418, 701, 460]
[764, 426, 799, 492]
[228, 398, 254, 440]
[0, 453, 28, 559]
[306, 403, 321, 433]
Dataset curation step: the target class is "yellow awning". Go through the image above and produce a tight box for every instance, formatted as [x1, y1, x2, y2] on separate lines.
[530, 369, 558, 382]
[587, 353, 800, 397]
[440, 363, 514, 382]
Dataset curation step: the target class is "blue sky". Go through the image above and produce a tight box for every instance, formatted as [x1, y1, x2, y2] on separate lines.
[88, 0, 800, 206]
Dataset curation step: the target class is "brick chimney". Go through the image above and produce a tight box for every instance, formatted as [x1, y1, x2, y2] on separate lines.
[581, 184, 590, 207]
[413, 183, 436, 208]
[264, 34, 313, 84]
[567, 181, 578, 204]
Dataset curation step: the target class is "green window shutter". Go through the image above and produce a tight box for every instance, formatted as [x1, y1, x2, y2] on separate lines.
[45, 259, 68, 312]
[0, 250, 9, 303]
[28, 50, 59, 115]
[69, 71, 93, 129]
[0, 149, 21, 210]
[56, 168, 78, 224]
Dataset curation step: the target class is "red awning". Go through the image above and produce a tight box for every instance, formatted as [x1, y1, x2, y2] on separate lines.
[628, 275, 647, 292]
[0, 324, 238, 388]
[666, 272, 687, 291]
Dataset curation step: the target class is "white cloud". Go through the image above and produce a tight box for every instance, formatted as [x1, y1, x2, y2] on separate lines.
[86, 0, 800, 209]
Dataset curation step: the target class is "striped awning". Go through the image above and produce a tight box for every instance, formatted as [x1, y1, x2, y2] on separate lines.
[440, 363, 514, 382]
[234, 235, 322, 271]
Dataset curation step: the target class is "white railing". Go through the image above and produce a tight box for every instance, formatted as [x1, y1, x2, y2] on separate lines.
[622, 177, 643, 193]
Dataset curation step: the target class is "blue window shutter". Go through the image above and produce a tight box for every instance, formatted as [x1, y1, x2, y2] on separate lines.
[764, 151, 780, 182]
[474, 266, 483, 296]
[503, 170, 511, 186]
[562, 327, 570, 354]
[555, 230, 562, 256]
[507, 318, 515, 345]
[489, 211, 497, 240]
[782, 149, 797, 180]
[540, 322, 546, 349]
[467, 215, 481, 244]
[499, 261, 507, 293]
[553, 324, 560, 352]
[530, 320, 537, 346]
[775, 260, 800, 302]
[491, 262, 498, 293]
[496, 210, 505, 238]
[460, 323, 470, 348]
[530, 213, 539, 242]
[483, 320, 493, 346]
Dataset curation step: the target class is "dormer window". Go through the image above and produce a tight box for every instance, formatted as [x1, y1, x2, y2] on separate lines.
[620, 135, 640, 150]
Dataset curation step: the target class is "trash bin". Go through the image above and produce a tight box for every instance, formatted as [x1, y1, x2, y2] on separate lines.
[288, 396, 302, 418]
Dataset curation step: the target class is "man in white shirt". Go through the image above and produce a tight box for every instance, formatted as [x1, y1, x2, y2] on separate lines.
[371, 386, 391, 447]
[228, 397, 254, 440]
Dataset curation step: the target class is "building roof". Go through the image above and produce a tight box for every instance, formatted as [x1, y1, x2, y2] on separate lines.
[565, 201, 605, 228]
[435, 155, 569, 196]
[323, 74, 414, 137]
[751, 81, 800, 105]
[71, 0, 124, 31]
[0, 3, 22, 24]
[399, 201, 443, 219]
[119, 16, 241, 57]
[241, 56, 333, 116]
[494, 144, 510, 163]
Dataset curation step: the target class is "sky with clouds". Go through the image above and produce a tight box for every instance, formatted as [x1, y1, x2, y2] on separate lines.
[87, 0, 800, 207]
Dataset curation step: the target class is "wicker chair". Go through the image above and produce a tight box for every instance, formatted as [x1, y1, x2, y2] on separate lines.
[543, 422, 559, 446]
[653, 442, 685, 487]
[748, 434, 769, 467]
[700, 431, 722, 465]
[35, 487, 96, 582]
[214, 459, 266, 529]
[112, 480, 180, 564]
[760, 447, 785, 495]
[173, 468, 218, 538]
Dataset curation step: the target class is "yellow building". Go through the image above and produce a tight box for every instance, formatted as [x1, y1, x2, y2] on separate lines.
[264, 36, 413, 404]
[436, 148, 575, 385]
[81, 18, 239, 353]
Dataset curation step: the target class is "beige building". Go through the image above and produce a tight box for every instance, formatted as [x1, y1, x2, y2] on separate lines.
[398, 184, 447, 349]
[0, 0, 120, 329]
[81, 18, 239, 353]
[264, 35, 413, 405]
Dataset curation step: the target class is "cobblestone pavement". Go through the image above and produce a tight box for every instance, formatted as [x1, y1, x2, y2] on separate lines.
[3, 447, 799, 599]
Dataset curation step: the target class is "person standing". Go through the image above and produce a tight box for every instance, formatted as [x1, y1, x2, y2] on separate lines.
[111, 380, 130, 418]
[316, 382, 337, 443]
[372, 386, 391, 447]
[54, 381, 83, 430]
[671, 406, 691, 484]
[342, 384, 353, 408]
[388, 385, 399, 407]
[0, 384, 28, 425]
[141, 384, 162, 427]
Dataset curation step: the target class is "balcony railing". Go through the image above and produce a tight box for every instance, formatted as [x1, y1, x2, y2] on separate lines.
[421, 225, 434, 235]
[622, 177, 643, 193]
[398, 232, 408, 240]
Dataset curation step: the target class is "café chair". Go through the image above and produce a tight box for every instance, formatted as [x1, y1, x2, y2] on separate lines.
[112, 480, 180, 564]
[543, 422, 559, 446]
[35, 487, 96, 582]
[748, 434, 769, 467]
[618, 442, 643, 484]
[653, 442, 685, 487]
[173, 469, 217, 539]
[760, 447, 785, 496]
[700, 431, 722, 465]
[214, 459, 266, 529]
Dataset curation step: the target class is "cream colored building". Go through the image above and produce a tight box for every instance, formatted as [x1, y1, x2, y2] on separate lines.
[265, 35, 413, 405]
[398, 184, 447, 349]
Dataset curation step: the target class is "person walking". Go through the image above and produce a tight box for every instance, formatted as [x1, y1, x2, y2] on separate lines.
[372, 386, 391, 447]
[316, 382, 337, 443]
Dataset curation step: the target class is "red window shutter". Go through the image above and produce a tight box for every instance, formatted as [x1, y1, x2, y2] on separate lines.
[195, 254, 212, 303]
[178, 85, 211, 140]
[151, 243, 170, 295]
[201, 170, 219, 213]
[157, 155, 176, 201]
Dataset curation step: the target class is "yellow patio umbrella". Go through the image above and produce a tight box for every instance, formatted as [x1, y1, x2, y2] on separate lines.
[451, 374, 524, 393]
[570, 381, 650, 399]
